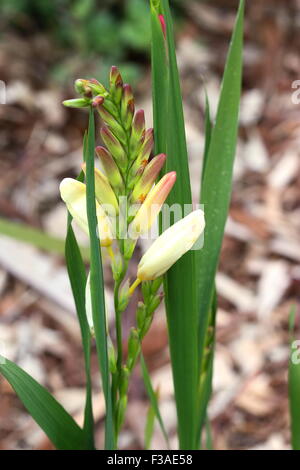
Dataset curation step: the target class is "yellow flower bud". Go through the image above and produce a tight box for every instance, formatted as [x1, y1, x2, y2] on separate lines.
[130, 172, 176, 237]
[82, 163, 119, 216]
[59, 178, 113, 246]
[137, 209, 205, 280]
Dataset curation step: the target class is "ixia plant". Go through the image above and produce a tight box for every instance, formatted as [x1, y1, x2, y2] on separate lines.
[8, 0, 300, 453]
[61, 68, 206, 445]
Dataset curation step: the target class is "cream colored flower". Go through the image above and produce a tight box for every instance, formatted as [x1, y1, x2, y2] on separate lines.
[60, 178, 113, 246]
[137, 209, 205, 280]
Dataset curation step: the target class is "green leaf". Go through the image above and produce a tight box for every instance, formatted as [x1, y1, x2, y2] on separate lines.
[0, 216, 89, 260]
[289, 305, 300, 450]
[144, 396, 156, 450]
[0, 356, 84, 450]
[85, 108, 114, 449]
[65, 187, 94, 448]
[196, 287, 217, 443]
[201, 90, 212, 184]
[150, 1, 168, 156]
[196, 0, 244, 387]
[141, 353, 169, 448]
[151, 0, 199, 449]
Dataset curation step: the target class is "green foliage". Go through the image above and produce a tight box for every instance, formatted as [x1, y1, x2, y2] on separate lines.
[289, 305, 300, 450]
[0, 356, 85, 450]
[151, 0, 244, 449]
[0, 216, 88, 260]
[1, 0, 151, 82]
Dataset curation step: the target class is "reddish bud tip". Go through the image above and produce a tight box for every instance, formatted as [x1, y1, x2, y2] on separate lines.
[133, 109, 145, 133]
[110, 66, 123, 87]
[123, 83, 133, 97]
[128, 99, 135, 115]
[92, 95, 105, 107]
[159, 14, 166, 38]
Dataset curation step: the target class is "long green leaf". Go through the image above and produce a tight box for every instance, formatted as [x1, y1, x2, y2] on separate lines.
[65, 220, 94, 449]
[197, 287, 217, 443]
[289, 305, 300, 450]
[197, 0, 244, 381]
[85, 108, 114, 449]
[144, 391, 156, 450]
[64, 149, 94, 447]
[150, 1, 168, 156]
[0, 216, 88, 260]
[0, 356, 84, 450]
[150, 0, 199, 449]
[140, 353, 169, 448]
[201, 90, 212, 184]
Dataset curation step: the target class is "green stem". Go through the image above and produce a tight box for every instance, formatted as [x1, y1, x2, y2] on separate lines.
[114, 279, 123, 372]
[111, 259, 128, 443]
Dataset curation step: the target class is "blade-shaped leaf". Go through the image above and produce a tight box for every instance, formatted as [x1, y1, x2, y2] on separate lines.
[64, 157, 94, 448]
[289, 305, 300, 450]
[150, 1, 168, 156]
[141, 353, 169, 448]
[0, 356, 84, 450]
[201, 90, 212, 184]
[65, 219, 94, 449]
[151, 0, 199, 449]
[0, 216, 88, 260]
[144, 392, 156, 450]
[197, 0, 244, 378]
[196, 287, 217, 443]
[84, 108, 114, 449]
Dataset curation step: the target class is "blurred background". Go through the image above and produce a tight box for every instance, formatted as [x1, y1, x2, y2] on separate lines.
[0, 0, 300, 450]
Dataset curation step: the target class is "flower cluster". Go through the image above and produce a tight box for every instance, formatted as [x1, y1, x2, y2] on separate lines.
[60, 67, 205, 437]
[61, 67, 205, 283]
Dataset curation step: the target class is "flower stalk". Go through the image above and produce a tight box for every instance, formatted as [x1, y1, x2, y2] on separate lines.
[60, 67, 205, 446]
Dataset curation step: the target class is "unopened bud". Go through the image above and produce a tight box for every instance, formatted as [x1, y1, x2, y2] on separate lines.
[118, 279, 130, 312]
[88, 78, 107, 96]
[81, 163, 119, 216]
[63, 98, 91, 108]
[123, 238, 136, 260]
[136, 301, 147, 331]
[74, 79, 91, 95]
[130, 172, 176, 238]
[150, 276, 163, 295]
[147, 294, 162, 315]
[129, 110, 145, 158]
[97, 104, 127, 146]
[108, 336, 117, 374]
[121, 84, 135, 130]
[102, 98, 119, 119]
[92, 95, 104, 107]
[137, 209, 205, 281]
[129, 128, 154, 177]
[140, 315, 154, 339]
[100, 126, 127, 172]
[141, 282, 151, 302]
[96, 146, 124, 194]
[110, 66, 123, 104]
[127, 328, 140, 371]
[131, 153, 166, 204]
[111, 252, 124, 282]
